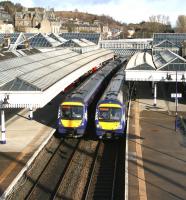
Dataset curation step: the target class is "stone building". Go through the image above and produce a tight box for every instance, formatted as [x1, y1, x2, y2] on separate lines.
[15, 8, 60, 34]
[74, 24, 102, 33]
[0, 6, 14, 33]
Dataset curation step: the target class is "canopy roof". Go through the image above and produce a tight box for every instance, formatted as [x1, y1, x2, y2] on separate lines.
[60, 32, 100, 44]
[0, 48, 114, 108]
[153, 33, 186, 47]
[126, 52, 156, 70]
[0, 48, 113, 91]
[126, 50, 186, 71]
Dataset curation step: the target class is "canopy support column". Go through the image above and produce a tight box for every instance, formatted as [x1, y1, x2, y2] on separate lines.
[153, 82, 157, 106]
[152, 81, 154, 95]
[29, 106, 33, 120]
[1, 109, 6, 144]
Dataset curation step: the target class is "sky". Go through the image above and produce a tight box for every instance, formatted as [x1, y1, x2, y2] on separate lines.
[11, 0, 186, 26]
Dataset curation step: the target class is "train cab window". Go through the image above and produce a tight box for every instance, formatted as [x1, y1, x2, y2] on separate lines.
[72, 106, 83, 119]
[99, 107, 121, 121]
[62, 105, 83, 120]
[99, 108, 110, 120]
[110, 108, 121, 121]
[62, 106, 71, 119]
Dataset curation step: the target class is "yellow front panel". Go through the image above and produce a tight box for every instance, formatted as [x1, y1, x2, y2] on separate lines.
[61, 120, 82, 128]
[62, 102, 83, 106]
[99, 121, 120, 130]
[99, 103, 121, 108]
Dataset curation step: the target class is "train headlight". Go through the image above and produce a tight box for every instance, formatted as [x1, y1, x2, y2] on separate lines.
[117, 124, 122, 129]
[96, 123, 102, 128]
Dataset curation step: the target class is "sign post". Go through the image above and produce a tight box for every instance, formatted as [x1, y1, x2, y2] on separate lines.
[171, 71, 181, 131]
[171, 93, 182, 131]
[171, 93, 182, 98]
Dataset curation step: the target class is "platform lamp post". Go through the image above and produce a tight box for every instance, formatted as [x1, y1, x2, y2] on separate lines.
[0, 95, 9, 144]
[175, 70, 178, 132]
[167, 71, 180, 131]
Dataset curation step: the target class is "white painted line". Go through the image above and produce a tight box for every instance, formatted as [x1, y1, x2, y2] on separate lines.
[125, 97, 132, 200]
[0, 128, 56, 200]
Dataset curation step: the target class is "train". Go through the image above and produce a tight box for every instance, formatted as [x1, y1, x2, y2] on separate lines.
[57, 57, 127, 137]
[95, 67, 129, 139]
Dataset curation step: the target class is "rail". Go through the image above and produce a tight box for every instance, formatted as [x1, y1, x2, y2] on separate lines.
[25, 138, 80, 200]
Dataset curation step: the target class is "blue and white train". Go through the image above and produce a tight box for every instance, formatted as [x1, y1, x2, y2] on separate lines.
[57, 58, 127, 137]
[95, 68, 129, 139]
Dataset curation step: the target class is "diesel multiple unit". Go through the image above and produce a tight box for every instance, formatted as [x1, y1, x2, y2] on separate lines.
[95, 68, 129, 139]
[57, 58, 126, 137]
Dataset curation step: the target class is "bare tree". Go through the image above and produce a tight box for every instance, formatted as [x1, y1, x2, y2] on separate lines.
[176, 15, 186, 32]
[149, 15, 170, 25]
[148, 15, 171, 33]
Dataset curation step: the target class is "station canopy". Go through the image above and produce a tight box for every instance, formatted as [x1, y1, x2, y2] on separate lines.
[60, 32, 100, 44]
[153, 40, 179, 48]
[0, 33, 23, 45]
[0, 48, 114, 108]
[126, 50, 186, 71]
[0, 33, 38, 50]
[0, 32, 99, 51]
[125, 50, 186, 82]
[153, 33, 186, 47]
[126, 52, 156, 70]
[48, 33, 67, 43]
[24, 33, 62, 48]
[60, 38, 96, 48]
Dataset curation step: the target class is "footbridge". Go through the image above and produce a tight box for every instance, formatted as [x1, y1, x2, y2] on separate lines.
[0, 48, 114, 143]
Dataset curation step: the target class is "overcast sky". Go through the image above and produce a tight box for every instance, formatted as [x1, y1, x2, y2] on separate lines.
[11, 0, 186, 26]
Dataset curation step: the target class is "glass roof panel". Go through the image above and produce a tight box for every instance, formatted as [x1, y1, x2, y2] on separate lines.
[60, 32, 100, 44]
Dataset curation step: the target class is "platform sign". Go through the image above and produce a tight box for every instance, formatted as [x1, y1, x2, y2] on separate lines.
[171, 93, 182, 98]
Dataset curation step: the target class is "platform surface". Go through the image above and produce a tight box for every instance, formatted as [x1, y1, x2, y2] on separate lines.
[128, 82, 186, 200]
[0, 94, 63, 197]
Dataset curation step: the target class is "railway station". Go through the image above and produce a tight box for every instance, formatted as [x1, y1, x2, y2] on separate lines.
[0, 32, 186, 200]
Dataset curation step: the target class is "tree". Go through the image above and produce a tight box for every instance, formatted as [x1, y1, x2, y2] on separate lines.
[15, 3, 23, 12]
[132, 15, 173, 38]
[176, 15, 186, 33]
[148, 15, 171, 33]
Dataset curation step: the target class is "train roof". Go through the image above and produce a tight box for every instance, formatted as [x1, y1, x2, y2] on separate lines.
[99, 67, 125, 103]
[64, 58, 125, 104]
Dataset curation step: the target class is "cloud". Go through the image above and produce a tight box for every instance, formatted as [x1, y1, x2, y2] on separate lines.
[13, 0, 35, 7]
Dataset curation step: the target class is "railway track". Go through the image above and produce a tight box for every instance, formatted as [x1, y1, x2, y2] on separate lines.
[24, 137, 80, 200]
[83, 82, 133, 200]
[7, 79, 132, 200]
[84, 139, 125, 200]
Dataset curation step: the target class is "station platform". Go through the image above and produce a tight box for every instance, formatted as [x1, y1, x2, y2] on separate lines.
[0, 95, 62, 199]
[127, 82, 186, 200]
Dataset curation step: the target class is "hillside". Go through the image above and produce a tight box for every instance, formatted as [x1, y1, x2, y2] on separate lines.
[55, 10, 124, 28]
[0, 1, 23, 17]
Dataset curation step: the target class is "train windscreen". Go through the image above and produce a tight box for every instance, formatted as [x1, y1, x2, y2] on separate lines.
[62, 105, 83, 120]
[98, 107, 121, 121]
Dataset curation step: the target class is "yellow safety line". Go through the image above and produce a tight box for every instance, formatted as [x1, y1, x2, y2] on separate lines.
[135, 100, 147, 200]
